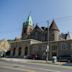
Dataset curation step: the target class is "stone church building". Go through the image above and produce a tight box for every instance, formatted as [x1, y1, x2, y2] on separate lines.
[7, 15, 72, 60]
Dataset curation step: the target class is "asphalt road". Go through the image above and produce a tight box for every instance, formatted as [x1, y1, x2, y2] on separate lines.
[0, 60, 72, 72]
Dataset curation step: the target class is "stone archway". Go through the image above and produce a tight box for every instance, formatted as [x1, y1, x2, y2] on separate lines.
[13, 48, 16, 56]
[24, 47, 28, 56]
[18, 47, 21, 56]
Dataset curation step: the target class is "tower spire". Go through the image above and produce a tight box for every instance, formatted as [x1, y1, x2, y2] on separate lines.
[26, 11, 33, 26]
[49, 20, 59, 31]
[21, 13, 33, 39]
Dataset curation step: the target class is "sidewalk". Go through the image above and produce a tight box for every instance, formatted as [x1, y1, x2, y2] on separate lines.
[0, 58, 66, 65]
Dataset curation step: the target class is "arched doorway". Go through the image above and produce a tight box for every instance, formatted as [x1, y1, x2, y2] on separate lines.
[13, 48, 16, 56]
[25, 47, 28, 56]
[18, 47, 21, 56]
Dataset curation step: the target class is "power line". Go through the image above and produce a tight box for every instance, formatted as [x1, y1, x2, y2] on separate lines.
[54, 16, 72, 20]
[47, 16, 72, 23]
[46, 16, 72, 33]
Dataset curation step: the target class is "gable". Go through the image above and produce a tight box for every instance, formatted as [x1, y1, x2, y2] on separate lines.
[33, 25, 43, 32]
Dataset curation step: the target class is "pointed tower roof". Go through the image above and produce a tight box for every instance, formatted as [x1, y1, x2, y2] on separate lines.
[21, 14, 33, 38]
[49, 20, 59, 31]
[26, 14, 33, 26]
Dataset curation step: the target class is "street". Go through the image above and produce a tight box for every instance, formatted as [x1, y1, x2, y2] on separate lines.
[0, 59, 72, 72]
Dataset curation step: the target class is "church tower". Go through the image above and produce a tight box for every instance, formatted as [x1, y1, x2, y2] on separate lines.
[49, 20, 60, 41]
[21, 14, 33, 39]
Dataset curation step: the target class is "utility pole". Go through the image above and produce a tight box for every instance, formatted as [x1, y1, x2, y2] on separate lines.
[46, 20, 49, 62]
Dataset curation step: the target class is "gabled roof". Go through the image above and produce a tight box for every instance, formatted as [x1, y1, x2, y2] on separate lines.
[49, 20, 59, 31]
[33, 24, 43, 32]
[34, 24, 39, 29]
[41, 27, 46, 30]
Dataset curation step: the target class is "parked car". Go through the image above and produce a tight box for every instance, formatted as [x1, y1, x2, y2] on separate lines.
[57, 55, 72, 62]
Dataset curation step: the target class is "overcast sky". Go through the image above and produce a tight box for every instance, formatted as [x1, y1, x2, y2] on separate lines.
[0, 0, 72, 39]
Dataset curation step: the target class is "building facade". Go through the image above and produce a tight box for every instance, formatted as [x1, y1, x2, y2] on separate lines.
[7, 15, 72, 60]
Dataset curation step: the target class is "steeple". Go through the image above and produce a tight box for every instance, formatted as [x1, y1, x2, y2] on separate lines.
[25, 12, 33, 26]
[21, 13, 33, 39]
[49, 20, 59, 31]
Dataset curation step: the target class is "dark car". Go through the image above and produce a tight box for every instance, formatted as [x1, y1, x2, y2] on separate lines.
[57, 55, 72, 62]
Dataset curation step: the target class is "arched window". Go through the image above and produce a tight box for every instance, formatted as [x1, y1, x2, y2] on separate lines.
[13, 48, 16, 56]
[25, 47, 28, 55]
[18, 47, 21, 56]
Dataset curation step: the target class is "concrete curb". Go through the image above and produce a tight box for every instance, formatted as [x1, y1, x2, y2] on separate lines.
[0, 58, 29, 63]
[0, 58, 65, 65]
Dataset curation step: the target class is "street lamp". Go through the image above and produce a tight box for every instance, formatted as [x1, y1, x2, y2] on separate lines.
[46, 20, 49, 62]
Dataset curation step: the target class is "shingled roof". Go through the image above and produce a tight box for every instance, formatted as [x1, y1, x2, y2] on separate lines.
[49, 20, 59, 31]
